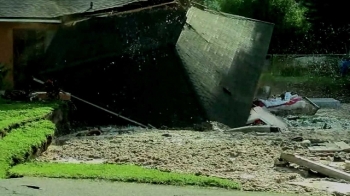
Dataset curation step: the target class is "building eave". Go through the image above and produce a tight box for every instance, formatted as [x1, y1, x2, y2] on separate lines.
[0, 18, 61, 24]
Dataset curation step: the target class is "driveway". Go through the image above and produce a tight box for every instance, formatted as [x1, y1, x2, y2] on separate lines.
[0, 177, 297, 196]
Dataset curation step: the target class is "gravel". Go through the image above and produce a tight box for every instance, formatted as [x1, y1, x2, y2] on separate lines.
[37, 104, 350, 195]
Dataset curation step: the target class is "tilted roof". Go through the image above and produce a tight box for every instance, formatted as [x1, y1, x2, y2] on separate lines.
[0, 0, 145, 18]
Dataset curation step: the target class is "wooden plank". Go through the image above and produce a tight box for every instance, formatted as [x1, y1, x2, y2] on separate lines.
[225, 125, 280, 133]
[280, 153, 350, 181]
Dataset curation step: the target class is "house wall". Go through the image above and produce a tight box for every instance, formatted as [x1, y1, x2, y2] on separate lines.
[0, 22, 58, 89]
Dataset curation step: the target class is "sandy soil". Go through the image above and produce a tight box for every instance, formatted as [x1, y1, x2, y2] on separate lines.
[37, 104, 350, 196]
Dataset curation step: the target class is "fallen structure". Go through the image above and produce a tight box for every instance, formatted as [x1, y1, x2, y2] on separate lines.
[34, 6, 273, 128]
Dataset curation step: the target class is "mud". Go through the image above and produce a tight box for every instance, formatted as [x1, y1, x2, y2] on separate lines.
[36, 104, 350, 195]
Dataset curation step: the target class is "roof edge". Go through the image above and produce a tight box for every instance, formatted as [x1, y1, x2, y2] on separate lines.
[0, 18, 61, 24]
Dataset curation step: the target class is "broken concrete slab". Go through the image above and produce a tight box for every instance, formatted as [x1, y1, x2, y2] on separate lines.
[308, 98, 341, 109]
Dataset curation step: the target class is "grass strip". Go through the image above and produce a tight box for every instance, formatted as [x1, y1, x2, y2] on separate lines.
[260, 73, 350, 86]
[0, 101, 57, 133]
[9, 162, 240, 189]
[0, 120, 56, 178]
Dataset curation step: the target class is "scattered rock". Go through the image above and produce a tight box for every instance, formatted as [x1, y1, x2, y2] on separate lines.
[161, 133, 172, 137]
[291, 136, 303, 142]
[301, 140, 311, 147]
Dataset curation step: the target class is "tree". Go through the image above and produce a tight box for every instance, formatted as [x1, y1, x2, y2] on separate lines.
[300, 0, 350, 53]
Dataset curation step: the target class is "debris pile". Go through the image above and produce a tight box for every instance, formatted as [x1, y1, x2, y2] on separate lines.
[244, 86, 344, 133]
[0, 78, 71, 102]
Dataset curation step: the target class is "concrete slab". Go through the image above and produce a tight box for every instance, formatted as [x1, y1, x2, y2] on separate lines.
[308, 98, 341, 109]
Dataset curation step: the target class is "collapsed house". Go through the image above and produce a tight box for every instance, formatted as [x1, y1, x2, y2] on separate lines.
[0, 1, 274, 128]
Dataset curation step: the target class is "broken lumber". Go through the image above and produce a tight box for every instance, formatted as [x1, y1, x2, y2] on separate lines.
[33, 77, 149, 129]
[225, 125, 280, 133]
[280, 153, 350, 181]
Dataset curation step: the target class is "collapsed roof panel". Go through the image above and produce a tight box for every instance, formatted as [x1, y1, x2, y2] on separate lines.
[176, 7, 274, 128]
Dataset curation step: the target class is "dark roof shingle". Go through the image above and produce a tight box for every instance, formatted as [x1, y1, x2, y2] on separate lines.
[0, 0, 143, 18]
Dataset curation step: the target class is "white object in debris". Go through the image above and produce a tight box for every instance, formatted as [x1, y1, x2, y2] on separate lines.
[259, 92, 297, 107]
[270, 100, 306, 111]
[246, 106, 289, 131]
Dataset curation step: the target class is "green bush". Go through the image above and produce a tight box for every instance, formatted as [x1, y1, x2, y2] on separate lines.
[307, 59, 340, 77]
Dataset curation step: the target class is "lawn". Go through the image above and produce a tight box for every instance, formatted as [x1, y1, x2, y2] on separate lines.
[0, 99, 57, 133]
[0, 120, 56, 178]
[259, 73, 348, 86]
[9, 162, 240, 189]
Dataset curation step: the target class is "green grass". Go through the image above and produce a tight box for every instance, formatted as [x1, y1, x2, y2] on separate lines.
[0, 100, 57, 132]
[9, 162, 240, 189]
[0, 120, 56, 178]
[259, 73, 350, 86]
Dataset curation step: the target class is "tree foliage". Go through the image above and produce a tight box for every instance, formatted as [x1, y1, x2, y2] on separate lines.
[198, 0, 349, 53]
[218, 0, 309, 32]
[300, 0, 350, 53]
[202, 0, 310, 53]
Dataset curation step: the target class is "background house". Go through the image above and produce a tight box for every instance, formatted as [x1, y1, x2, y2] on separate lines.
[0, 0, 175, 89]
[0, 1, 273, 129]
